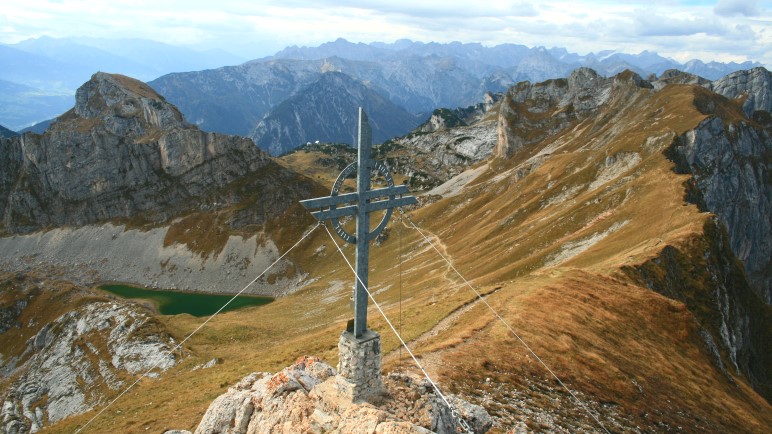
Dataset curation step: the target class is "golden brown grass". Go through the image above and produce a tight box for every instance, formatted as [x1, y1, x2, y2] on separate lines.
[31, 82, 772, 432]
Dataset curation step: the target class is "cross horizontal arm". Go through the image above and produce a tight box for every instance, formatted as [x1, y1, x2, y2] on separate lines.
[311, 206, 358, 221]
[300, 192, 359, 210]
[309, 195, 417, 222]
[364, 196, 417, 213]
[299, 185, 412, 211]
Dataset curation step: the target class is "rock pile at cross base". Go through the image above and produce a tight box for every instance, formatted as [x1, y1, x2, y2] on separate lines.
[168, 356, 492, 434]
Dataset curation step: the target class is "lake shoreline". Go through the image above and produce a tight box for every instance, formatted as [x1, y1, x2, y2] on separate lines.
[98, 283, 273, 317]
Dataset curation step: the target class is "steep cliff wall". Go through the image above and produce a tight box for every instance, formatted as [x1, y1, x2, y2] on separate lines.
[624, 218, 772, 400]
[0, 72, 295, 234]
[666, 115, 772, 302]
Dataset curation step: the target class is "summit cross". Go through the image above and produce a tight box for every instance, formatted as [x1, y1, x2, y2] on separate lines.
[300, 107, 417, 338]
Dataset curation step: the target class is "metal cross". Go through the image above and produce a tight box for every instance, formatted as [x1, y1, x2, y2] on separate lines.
[300, 107, 417, 337]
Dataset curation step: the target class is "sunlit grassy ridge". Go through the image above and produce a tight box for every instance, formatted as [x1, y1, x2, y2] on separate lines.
[37, 81, 772, 432]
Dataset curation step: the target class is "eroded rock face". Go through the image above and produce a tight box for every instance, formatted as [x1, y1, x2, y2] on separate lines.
[495, 68, 652, 159]
[0, 72, 269, 233]
[669, 117, 772, 303]
[1, 301, 177, 433]
[192, 356, 491, 434]
[712, 67, 772, 117]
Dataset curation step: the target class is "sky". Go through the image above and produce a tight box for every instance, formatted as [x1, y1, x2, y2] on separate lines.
[1, 0, 770, 66]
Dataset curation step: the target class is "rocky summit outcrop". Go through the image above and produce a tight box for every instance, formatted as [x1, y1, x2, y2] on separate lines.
[712, 67, 771, 118]
[189, 356, 491, 434]
[495, 68, 652, 158]
[1, 297, 177, 433]
[0, 72, 273, 234]
[372, 94, 502, 190]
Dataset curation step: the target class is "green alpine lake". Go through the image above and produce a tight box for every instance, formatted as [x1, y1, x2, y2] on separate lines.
[99, 284, 273, 317]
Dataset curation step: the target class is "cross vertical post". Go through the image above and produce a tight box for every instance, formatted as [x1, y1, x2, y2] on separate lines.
[354, 107, 372, 338]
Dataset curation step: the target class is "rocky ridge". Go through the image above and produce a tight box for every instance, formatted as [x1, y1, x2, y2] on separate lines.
[491, 66, 771, 401]
[0, 274, 178, 433]
[186, 356, 491, 434]
[0, 72, 312, 235]
[711, 67, 771, 117]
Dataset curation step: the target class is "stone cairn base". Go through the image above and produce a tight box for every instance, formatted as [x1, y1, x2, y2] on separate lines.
[336, 329, 383, 402]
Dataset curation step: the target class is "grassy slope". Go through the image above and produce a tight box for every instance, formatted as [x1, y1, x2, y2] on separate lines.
[40, 82, 772, 433]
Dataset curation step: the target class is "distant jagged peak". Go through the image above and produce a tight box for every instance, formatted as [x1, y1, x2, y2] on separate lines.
[652, 69, 711, 90]
[73, 71, 186, 130]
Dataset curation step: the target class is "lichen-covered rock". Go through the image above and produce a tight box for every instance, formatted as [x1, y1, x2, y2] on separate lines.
[0, 301, 177, 433]
[194, 356, 490, 434]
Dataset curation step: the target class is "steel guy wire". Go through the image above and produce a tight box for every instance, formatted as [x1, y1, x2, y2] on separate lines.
[322, 222, 473, 434]
[400, 209, 611, 434]
[74, 221, 322, 433]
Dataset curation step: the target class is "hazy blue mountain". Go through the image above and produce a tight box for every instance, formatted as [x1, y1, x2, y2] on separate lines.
[10, 36, 245, 85]
[19, 118, 55, 134]
[250, 72, 420, 155]
[271, 39, 761, 83]
[0, 44, 77, 91]
[682, 59, 761, 80]
[149, 59, 325, 135]
[149, 55, 486, 136]
[0, 123, 18, 138]
[271, 38, 389, 62]
[0, 78, 73, 130]
[11, 36, 152, 87]
[510, 46, 575, 82]
[70, 37, 245, 74]
[0, 36, 246, 129]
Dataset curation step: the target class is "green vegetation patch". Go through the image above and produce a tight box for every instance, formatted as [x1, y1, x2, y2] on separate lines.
[100, 284, 272, 317]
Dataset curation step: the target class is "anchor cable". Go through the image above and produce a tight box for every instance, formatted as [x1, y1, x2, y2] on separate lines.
[322, 223, 473, 433]
[400, 210, 610, 434]
[75, 222, 322, 433]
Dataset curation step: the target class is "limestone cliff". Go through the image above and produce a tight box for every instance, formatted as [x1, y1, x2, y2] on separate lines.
[667, 115, 772, 303]
[0, 274, 178, 433]
[0, 72, 310, 234]
[495, 68, 652, 158]
[712, 67, 771, 117]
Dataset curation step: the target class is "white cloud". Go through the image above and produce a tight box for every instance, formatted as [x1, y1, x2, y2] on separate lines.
[0, 0, 769, 67]
[714, 0, 761, 17]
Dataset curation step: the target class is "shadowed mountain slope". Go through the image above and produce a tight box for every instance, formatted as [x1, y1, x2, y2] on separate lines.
[250, 72, 420, 155]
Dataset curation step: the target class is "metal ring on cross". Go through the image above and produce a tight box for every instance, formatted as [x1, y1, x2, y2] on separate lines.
[330, 161, 395, 244]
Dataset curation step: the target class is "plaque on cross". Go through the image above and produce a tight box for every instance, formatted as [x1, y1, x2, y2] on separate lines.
[300, 108, 417, 338]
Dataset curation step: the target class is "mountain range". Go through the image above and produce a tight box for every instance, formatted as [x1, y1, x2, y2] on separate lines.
[148, 38, 762, 153]
[250, 72, 421, 155]
[1, 64, 771, 432]
[0, 37, 244, 130]
[1, 36, 761, 137]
